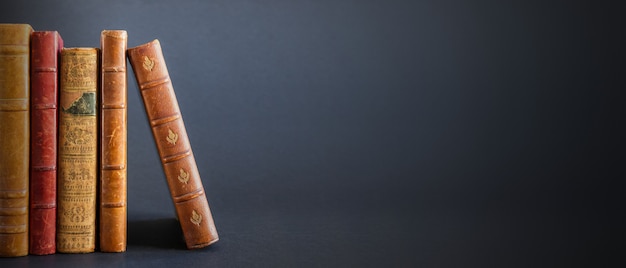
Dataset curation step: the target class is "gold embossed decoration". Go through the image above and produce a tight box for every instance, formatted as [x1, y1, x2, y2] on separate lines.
[166, 128, 178, 145]
[178, 168, 189, 184]
[64, 205, 90, 223]
[190, 210, 202, 226]
[142, 56, 154, 71]
[64, 126, 95, 146]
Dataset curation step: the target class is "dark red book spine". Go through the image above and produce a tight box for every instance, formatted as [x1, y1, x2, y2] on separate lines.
[29, 31, 63, 255]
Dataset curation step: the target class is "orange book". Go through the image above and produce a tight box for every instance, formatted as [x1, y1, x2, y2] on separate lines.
[99, 30, 128, 252]
[127, 39, 218, 249]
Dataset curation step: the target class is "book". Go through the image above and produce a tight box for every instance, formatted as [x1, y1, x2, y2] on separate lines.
[127, 39, 218, 249]
[57, 47, 99, 253]
[99, 30, 128, 252]
[29, 30, 63, 255]
[0, 23, 33, 257]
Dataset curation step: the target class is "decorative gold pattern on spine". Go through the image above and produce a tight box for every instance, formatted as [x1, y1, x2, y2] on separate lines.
[178, 168, 190, 184]
[166, 128, 178, 145]
[57, 48, 98, 253]
[190, 210, 202, 226]
[142, 56, 154, 71]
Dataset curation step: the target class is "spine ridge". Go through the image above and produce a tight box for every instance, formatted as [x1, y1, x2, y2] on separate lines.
[31, 204, 56, 209]
[102, 104, 126, 109]
[32, 165, 56, 171]
[139, 76, 170, 90]
[0, 98, 28, 111]
[102, 164, 126, 170]
[32, 103, 57, 110]
[33, 67, 56, 72]
[102, 66, 126, 72]
[173, 189, 205, 203]
[151, 114, 181, 127]
[101, 202, 126, 208]
[163, 149, 192, 163]
[0, 190, 28, 198]
[0, 208, 28, 216]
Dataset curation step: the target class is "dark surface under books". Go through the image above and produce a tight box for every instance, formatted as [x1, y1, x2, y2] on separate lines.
[1, 0, 625, 267]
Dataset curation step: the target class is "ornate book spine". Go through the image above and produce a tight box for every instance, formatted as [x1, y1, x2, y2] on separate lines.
[0, 23, 32, 257]
[29, 31, 63, 255]
[99, 30, 127, 252]
[127, 40, 218, 249]
[57, 48, 98, 253]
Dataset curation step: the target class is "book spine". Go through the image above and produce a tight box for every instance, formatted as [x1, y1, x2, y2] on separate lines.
[0, 23, 33, 257]
[99, 30, 127, 252]
[29, 31, 63, 255]
[127, 40, 218, 249]
[57, 48, 99, 253]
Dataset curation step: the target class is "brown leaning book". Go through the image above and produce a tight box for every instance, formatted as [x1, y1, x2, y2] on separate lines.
[0, 23, 32, 257]
[29, 30, 63, 255]
[127, 39, 218, 249]
[99, 30, 128, 252]
[57, 48, 99, 253]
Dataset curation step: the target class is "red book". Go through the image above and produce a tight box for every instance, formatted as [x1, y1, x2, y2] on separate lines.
[29, 31, 63, 255]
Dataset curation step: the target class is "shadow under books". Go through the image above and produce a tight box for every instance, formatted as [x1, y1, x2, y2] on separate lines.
[127, 218, 188, 250]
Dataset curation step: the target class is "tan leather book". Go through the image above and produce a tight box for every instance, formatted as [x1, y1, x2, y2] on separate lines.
[127, 40, 218, 249]
[57, 48, 99, 253]
[0, 23, 32, 257]
[99, 30, 127, 253]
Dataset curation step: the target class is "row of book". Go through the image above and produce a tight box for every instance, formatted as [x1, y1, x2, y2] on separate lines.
[0, 24, 218, 257]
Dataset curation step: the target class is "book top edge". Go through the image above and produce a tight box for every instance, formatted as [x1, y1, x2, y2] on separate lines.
[101, 30, 127, 38]
[32, 31, 60, 35]
[62, 47, 99, 53]
[0, 23, 32, 30]
[128, 39, 160, 52]
[0, 24, 33, 45]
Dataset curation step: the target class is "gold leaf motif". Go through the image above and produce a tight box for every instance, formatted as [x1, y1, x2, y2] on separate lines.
[190, 210, 202, 226]
[166, 128, 178, 145]
[64, 205, 89, 223]
[178, 168, 189, 184]
[143, 56, 154, 71]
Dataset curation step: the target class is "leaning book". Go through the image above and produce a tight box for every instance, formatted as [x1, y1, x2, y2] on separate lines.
[127, 39, 218, 249]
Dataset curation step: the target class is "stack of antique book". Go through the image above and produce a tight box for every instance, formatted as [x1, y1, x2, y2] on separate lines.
[0, 23, 218, 257]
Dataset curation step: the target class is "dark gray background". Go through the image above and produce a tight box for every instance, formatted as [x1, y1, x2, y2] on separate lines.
[1, 0, 625, 267]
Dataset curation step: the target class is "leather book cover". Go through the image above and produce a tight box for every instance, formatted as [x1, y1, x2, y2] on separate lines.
[99, 30, 127, 253]
[0, 23, 33, 257]
[127, 40, 218, 249]
[57, 48, 99, 253]
[29, 30, 63, 255]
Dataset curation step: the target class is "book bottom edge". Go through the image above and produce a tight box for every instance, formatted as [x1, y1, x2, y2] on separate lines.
[187, 237, 219, 249]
